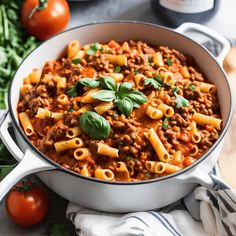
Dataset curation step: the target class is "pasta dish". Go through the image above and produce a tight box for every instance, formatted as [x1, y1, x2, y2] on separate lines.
[17, 40, 223, 181]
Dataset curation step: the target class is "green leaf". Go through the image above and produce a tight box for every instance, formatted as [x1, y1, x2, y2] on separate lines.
[47, 223, 71, 236]
[80, 111, 111, 139]
[92, 90, 116, 102]
[114, 65, 121, 73]
[134, 69, 139, 75]
[154, 73, 162, 80]
[166, 59, 172, 66]
[162, 117, 169, 129]
[118, 82, 133, 97]
[172, 86, 179, 93]
[144, 78, 162, 90]
[86, 43, 100, 55]
[79, 78, 100, 88]
[71, 58, 81, 65]
[117, 97, 133, 116]
[190, 84, 195, 91]
[67, 81, 83, 97]
[0, 164, 16, 181]
[99, 47, 104, 53]
[126, 90, 148, 107]
[99, 76, 117, 91]
[174, 92, 189, 108]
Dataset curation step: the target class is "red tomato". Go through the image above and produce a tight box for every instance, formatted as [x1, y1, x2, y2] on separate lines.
[6, 181, 49, 226]
[21, 0, 70, 41]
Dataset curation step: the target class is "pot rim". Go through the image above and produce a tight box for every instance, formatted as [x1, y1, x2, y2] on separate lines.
[9, 20, 233, 185]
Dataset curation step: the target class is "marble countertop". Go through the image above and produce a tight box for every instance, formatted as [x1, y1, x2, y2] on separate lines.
[1, 0, 236, 235]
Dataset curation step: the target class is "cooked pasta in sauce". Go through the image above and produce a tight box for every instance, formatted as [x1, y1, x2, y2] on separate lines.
[17, 40, 223, 181]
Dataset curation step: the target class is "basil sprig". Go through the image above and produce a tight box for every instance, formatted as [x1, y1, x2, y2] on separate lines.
[79, 111, 111, 139]
[92, 76, 147, 116]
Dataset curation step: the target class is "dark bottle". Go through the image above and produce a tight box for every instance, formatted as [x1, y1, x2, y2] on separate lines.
[151, 0, 220, 27]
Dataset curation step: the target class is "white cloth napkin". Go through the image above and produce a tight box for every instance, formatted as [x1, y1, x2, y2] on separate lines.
[66, 166, 236, 236]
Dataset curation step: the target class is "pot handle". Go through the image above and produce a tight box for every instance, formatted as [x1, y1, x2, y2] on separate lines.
[0, 149, 55, 201]
[175, 22, 230, 65]
[0, 112, 24, 161]
[0, 112, 55, 201]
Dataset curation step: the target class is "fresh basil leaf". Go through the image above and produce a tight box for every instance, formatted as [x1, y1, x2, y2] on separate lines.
[114, 65, 121, 73]
[117, 97, 133, 116]
[189, 84, 195, 91]
[47, 223, 71, 236]
[126, 90, 148, 106]
[86, 43, 100, 55]
[166, 59, 172, 66]
[79, 78, 100, 88]
[0, 164, 16, 181]
[118, 82, 133, 97]
[79, 111, 111, 139]
[71, 58, 80, 65]
[67, 81, 83, 97]
[174, 92, 189, 108]
[144, 78, 162, 90]
[162, 117, 169, 129]
[99, 47, 104, 53]
[99, 76, 117, 91]
[92, 90, 116, 102]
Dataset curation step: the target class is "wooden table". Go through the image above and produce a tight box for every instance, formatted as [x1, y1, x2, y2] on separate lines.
[219, 47, 236, 190]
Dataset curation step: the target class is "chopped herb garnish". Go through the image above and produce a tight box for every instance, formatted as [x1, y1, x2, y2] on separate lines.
[148, 56, 152, 63]
[86, 43, 100, 55]
[162, 117, 169, 129]
[144, 73, 164, 90]
[172, 86, 179, 93]
[189, 84, 195, 91]
[134, 69, 139, 75]
[166, 59, 172, 66]
[99, 47, 104, 53]
[125, 156, 133, 161]
[68, 108, 74, 112]
[145, 171, 151, 179]
[174, 92, 189, 108]
[71, 58, 80, 65]
[114, 65, 121, 73]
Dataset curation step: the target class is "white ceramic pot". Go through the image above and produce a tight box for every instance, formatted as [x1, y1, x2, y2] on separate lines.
[0, 22, 233, 212]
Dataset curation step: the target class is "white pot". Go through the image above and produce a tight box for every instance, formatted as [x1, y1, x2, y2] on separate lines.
[0, 22, 233, 212]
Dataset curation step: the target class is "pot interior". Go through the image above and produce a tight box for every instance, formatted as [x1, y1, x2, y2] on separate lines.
[10, 22, 232, 174]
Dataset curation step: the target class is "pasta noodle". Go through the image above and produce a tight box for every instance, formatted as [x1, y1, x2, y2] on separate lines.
[54, 138, 84, 152]
[97, 143, 119, 158]
[94, 168, 114, 181]
[19, 112, 34, 136]
[146, 105, 163, 119]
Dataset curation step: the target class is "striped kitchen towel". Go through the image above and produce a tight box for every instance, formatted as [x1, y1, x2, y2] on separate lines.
[66, 165, 236, 236]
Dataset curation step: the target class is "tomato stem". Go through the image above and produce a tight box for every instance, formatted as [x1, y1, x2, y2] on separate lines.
[14, 179, 33, 192]
[28, 0, 48, 20]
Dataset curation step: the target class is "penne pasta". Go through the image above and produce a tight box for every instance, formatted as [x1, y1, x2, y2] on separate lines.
[162, 72, 175, 85]
[192, 112, 223, 130]
[80, 165, 90, 177]
[180, 66, 190, 78]
[97, 143, 119, 158]
[94, 168, 114, 181]
[155, 162, 181, 174]
[145, 161, 158, 173]
[94, 102, 114, 115]
[78, 104, 93, 113]
[68, 40, 80, 58]
[81, 88, 100, 103]
[134, 73, 145, 89]
[106, 54, 127, 66]
[57, 94, 69, 105]
[74, 148, 91, 160]
[190, 121, 201, 143]
[199, 82, 216, 94]
[51, 112, 63, 120]
[36, 108, 51, 119]
[146, 105, 163, 119]
[106, 73, 124, 82]
[66, 126, 82, 138]
[144, 128, 171, 163]
[19, 112, 34, 136]
[54, 137, 84, 152]
[157, 103, 174, 117]
[153, 52, 164, 67]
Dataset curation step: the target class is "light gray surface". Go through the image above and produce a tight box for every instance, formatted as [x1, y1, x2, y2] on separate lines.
[1, 0, 236, 235]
